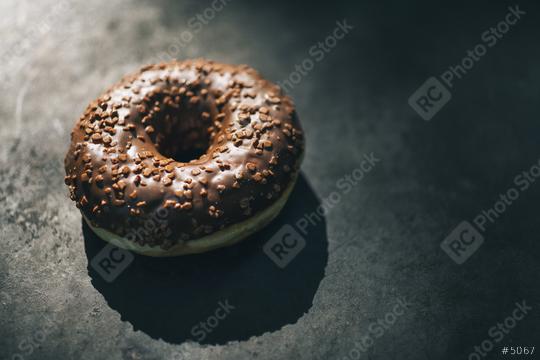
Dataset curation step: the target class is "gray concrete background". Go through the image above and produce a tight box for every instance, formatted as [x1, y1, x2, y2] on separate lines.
[1, 0, 539, 359]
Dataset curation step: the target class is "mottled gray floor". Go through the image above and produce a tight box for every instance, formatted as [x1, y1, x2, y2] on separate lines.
[1, 0, 540, 359]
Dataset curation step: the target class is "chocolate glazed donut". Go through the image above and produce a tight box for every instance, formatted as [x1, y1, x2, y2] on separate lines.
[64, 59, 304, 256]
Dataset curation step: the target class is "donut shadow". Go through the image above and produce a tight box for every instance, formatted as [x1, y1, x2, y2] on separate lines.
[83, 174, 328, 345]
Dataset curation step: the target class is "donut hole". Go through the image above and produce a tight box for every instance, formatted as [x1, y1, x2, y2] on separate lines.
[145, 94, 215, 163]
[154, 123, 210, 163]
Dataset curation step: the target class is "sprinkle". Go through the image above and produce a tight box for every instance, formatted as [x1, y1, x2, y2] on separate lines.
[116, 180, 127, 190]
[91, 133, 102, 143]
[163, 177, 173, 186]
[145, 125, 155, 134]
[164, 200, 176, 208]
[181, 202, 192, 210]
[246, 162, 256, 172]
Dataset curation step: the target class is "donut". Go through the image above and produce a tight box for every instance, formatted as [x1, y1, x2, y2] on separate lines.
[64, 59, 304, 256]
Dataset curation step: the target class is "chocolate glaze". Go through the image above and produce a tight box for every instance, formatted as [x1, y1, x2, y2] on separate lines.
[64, 59, 304, 250]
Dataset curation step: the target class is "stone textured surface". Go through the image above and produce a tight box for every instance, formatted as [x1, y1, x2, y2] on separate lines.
[1, 0, 539, 359]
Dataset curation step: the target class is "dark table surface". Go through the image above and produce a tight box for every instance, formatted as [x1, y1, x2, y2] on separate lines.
[1, 0, 539, 359]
